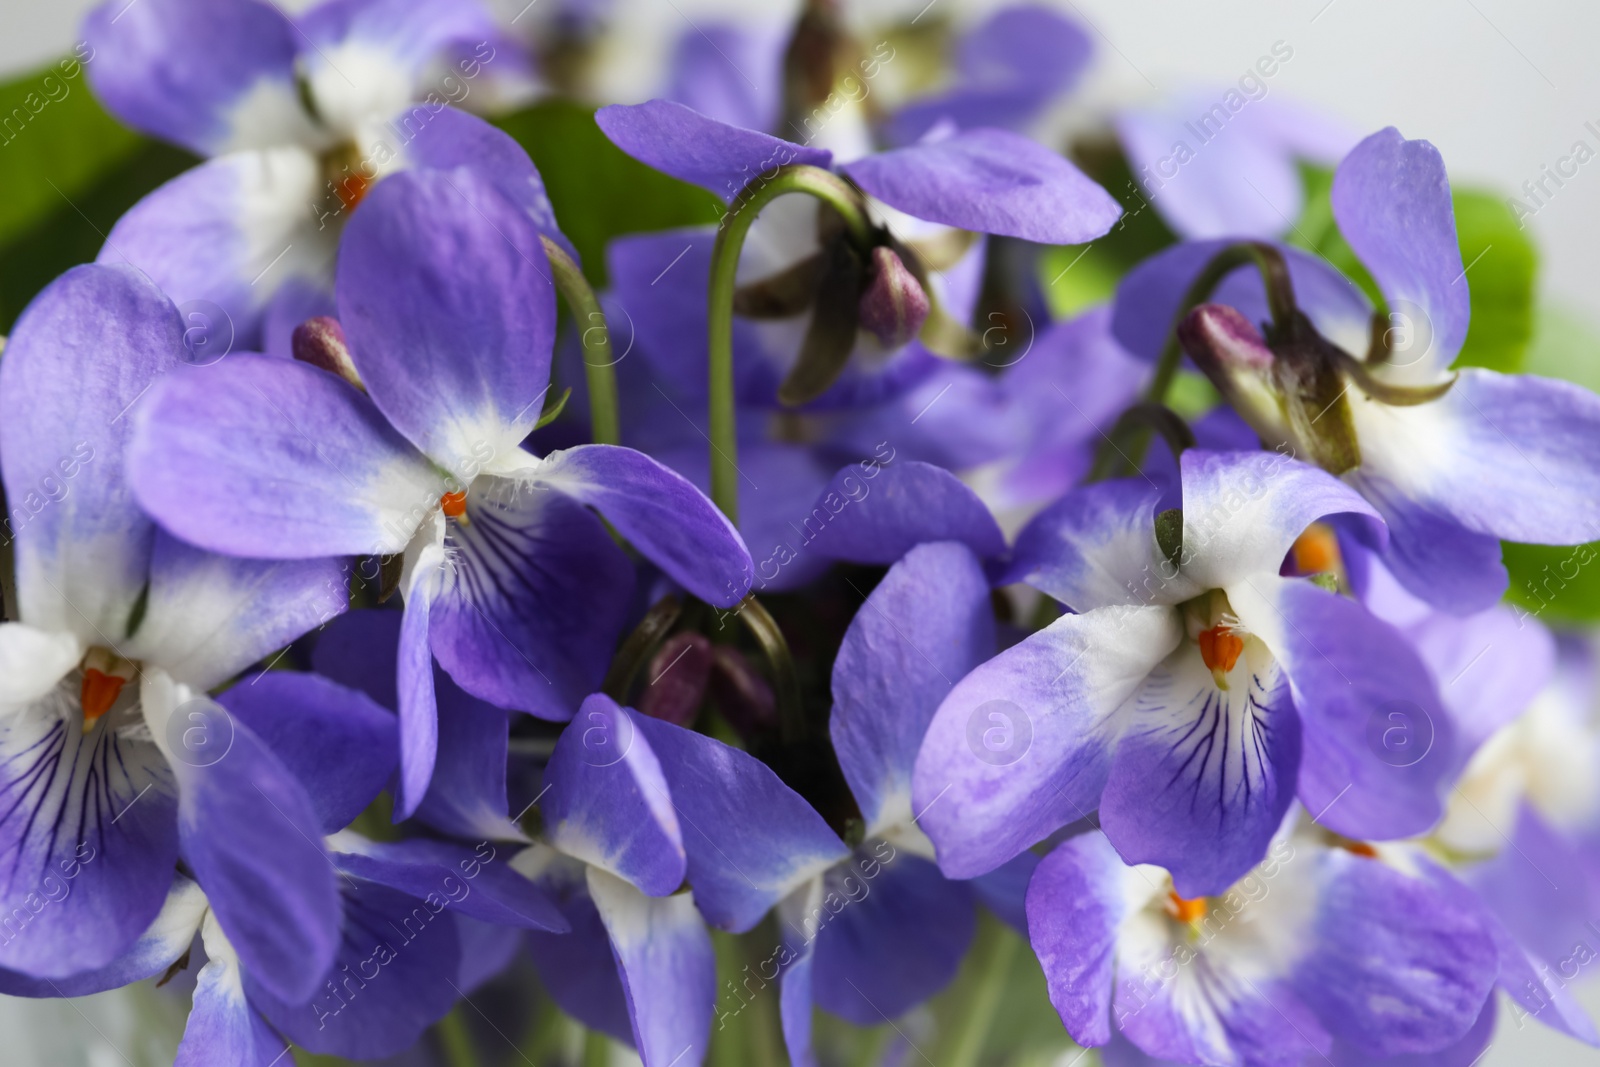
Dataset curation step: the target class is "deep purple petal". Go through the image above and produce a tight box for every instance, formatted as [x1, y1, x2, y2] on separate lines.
[216, 672, 396, 834]
[530, 444, 753, 608]
[84, 0, 306, 154]
[810, 850, 975, 1023]
[128, 353, 444, 559]
[596, 99, 831, 200]
[0, 694, 178, 977]
[1233, 577, 1454, 841]
[628, 713, 848, 932]
[175, 932, 290, 1067]
[1026, 832, 1132, 1047]
[841, 128, 1120, 244]
[1346, 473, 1509, 614]
[417, 681, 524, 842]
[805, 460, 1006, 566]
[521, 852, 635, 1043]
[429, 475, 634, 720]
[913, 605, 1180, 878]
[331, 839, 566, 932]
[172, 695, 340, 1004]
[0, 264, 175, 639]
[338, 167, 557, 471]
[1331, 128, 1469, 379]
[247, 876, 462, 1058]
[543, 695, 686, 896]
[1100, 661, 1299, 898]
[1292, 851, 1499, 1056]
[588, 867, 717, 1067]
[831, 542, 994, 834]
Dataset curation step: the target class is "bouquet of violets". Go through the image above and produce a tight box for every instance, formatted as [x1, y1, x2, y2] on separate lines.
[3, 0, 1600, 1065]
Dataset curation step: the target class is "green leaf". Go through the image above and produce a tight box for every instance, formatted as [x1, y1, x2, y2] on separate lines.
[1450, 189, 1537, 373]
[494, 98, 723, 289]
[1502, 541, 1600, 625]
[1523, 300, 1600, 393]
[0, 57, 198, 332]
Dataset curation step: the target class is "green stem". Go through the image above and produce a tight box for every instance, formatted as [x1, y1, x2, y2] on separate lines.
[934, 913, 1018, 1067]
[707, 164, 875, 522]
[583, 1028, 612, 1067]
[736, 594, 805, 743]
[542, 235, 621, 446]
[436, 1005, 481, 1067]
[1088, 240, 1294, 481]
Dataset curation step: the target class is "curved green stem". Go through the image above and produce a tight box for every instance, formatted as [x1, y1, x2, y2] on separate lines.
[736, 594, 805, 743]
[542, 236, 621, 446]
[708, 164, 874, 522]
[1089, 241, 1293, 481]
[933, 912, 1018, 1067]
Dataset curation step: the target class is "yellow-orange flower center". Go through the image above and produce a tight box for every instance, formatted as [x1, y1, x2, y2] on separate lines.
[1197, 625, 1244, 677]
[1166, 891, 1208, 924]
[335, 173, 372, 212]
[440, 491, 468, 519]
[1292, 523, 1341, 575]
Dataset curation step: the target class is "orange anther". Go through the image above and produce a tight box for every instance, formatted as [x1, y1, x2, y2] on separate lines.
[1197, 625, 1244, 676]
[1342, 841, 1379, 859]
[440, 491, 468, 518]
[335, 174, 372, 212]
[1166, 891, 1208, 924]
[80, 669, 127, 732]
[1292, 524, 1341, 575]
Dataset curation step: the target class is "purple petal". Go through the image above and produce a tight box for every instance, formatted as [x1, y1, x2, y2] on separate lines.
[666, 22, 784, 135]
[128, 353, 444, 558]
[1331, 128, 1469, 379]
[777, 882, 823, 1067]
[331, 839, 566, 932]
[628, 713, 849, 932]
[596, 100, 831, 201]
[216, 672, 396, 834]
[1233, 577, 1454, 841]
[310, 609, 401, 709]
[176, 926, 290, 1067]
[127, 532, 348, 691]
[338, 167, 557, 471]
[298, 0, 513, 105]
[805, 460, 1006, 566]
[530, 444, 753, 608]
[247, 876, 461, 1059]
[101, 150, 332, 350]
[0, 695, 178, 977]
[970, 850, 1040, 935]
[1468, 805, 1598, 972]
[1117, 964, 1327, 1066]
[521, 852, 635, 1043]
[171, 694, 340, 1003]
[1293, 851, 1499, 1056]
[810, 850, 976, 1023]
[1179, 449, 1383, 592]
[1005, 479, 1176, 612]
[1326, 997, 1497, 1067]
[912, 606, 1180, 879]
[395, 569, 440, 820]
[0, 265, 175, 639]
[417, 681, 524, 842]
[1100, 659, 1299, 898]
[429, 474, 634, 720]
[1346, 472, 1509, 614]
[1355, 369, 1600, 546]
[1026, 832, 1134, 1046]
[841, 128, 1120, 244]
[455, 914, 523, 992]
[831, 542, 995, 834]
[0, 877, 201, 998]
[588, 867, 716, 1067]
[543, 695, 686, 896]
[84, 0, 307, 154]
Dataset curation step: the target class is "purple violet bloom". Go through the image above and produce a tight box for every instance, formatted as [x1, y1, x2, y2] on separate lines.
[83, 0, 551, 353]
[0, 670, 567, 1063]
[914, 449, 1456, 897]
[1114, 128, 1600, 614]
[1028, 812, 1499, 1065]
[0, 264, 351, 998]
[124, 168, 753, 818]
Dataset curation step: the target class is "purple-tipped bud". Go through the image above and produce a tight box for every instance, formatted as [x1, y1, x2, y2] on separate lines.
[707, 645, 777, 741]
[857, 246, 930, 349]
[1177, 304, 1275, 373]
[291, 316, 363, 390]
[637, 633, 713, 728]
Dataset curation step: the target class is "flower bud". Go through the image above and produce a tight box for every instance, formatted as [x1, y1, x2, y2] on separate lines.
[857, 246, 930, 349]
[707, 645, 777, 741]
[636, 633, 713, 728]
[291, 316, 363, 390]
